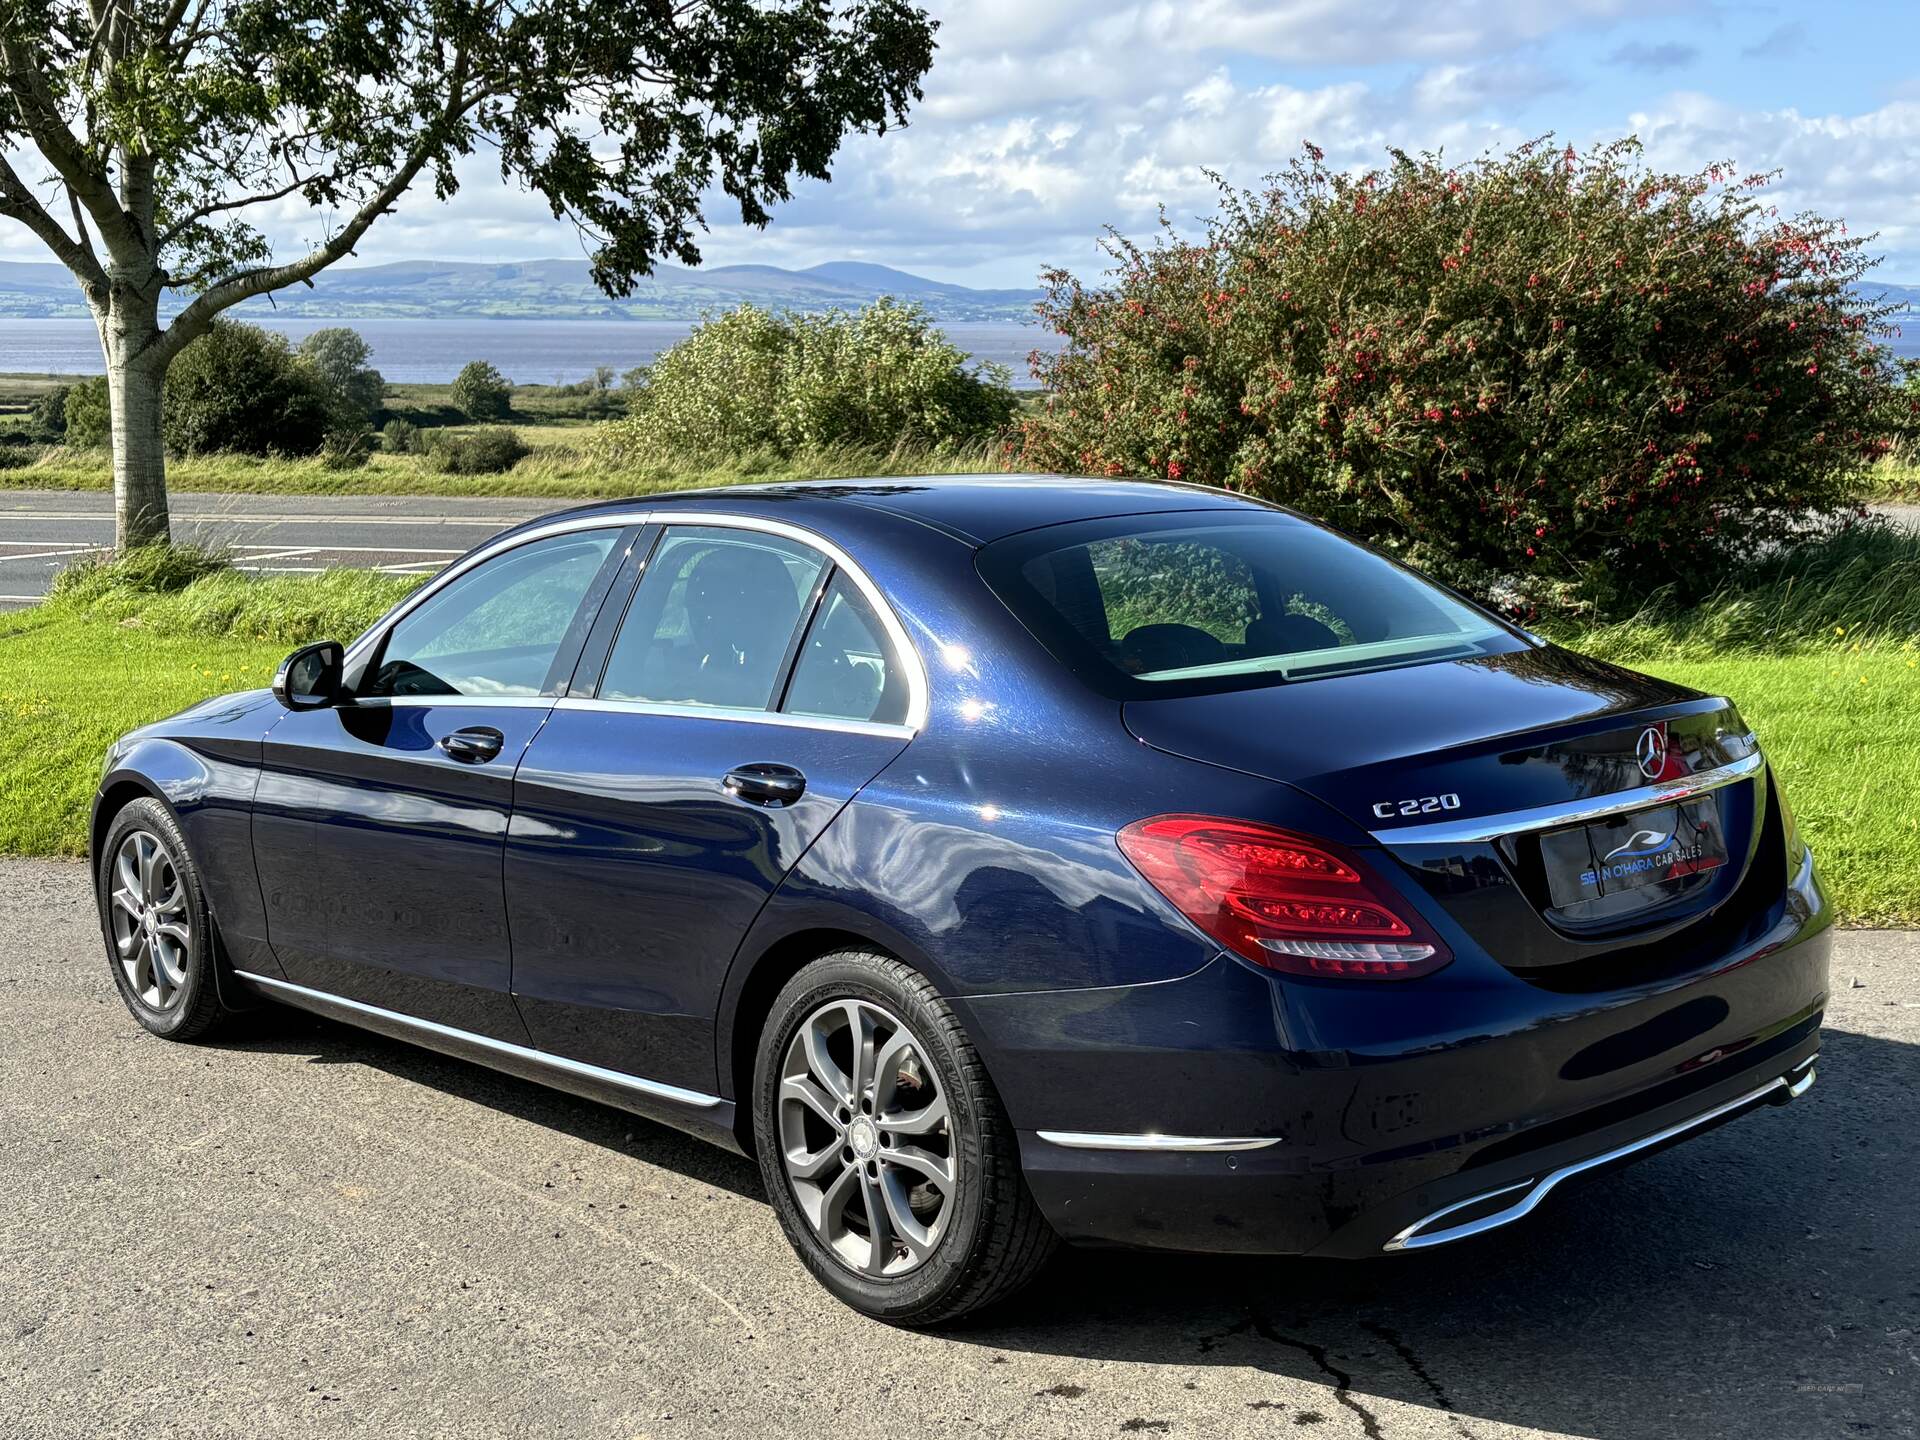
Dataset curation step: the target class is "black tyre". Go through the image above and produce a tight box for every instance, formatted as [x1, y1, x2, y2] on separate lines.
[96, 797, 234, 1042]
[753, 949, 1058, 1325]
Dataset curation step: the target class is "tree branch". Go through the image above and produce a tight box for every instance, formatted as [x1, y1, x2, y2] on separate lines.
[156, 49, 476, 363]
[0, 150, 108, 299]
[0, 34, 145, 260]
[156, 167, 327, 253]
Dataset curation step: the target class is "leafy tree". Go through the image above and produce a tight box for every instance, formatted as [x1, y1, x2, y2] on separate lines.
[63, 376, 111, 447]
[1015, 139, 1908, 615]
[297, 327, 386, 420]
[0, 2, 937, 546]
[593, 298, 1017, 461]
[162, 321, 332, 455]
[450, 359, 513, 420]
[29, 383, 70, 439]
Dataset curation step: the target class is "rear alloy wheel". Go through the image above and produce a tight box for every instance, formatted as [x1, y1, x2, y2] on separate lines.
[755, 951, 1056, 1325]
[97, 797, 234, 1041]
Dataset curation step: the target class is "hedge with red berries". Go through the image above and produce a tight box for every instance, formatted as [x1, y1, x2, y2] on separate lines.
[1012, 139, 1908, 615]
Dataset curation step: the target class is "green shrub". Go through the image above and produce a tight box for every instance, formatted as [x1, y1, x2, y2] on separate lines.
[163, 321, 332, 456]
[63, 376, 111, 447]
[451, 360, 514, 420]
[1014, 138, 1908, 617]
[29, 384, 70, 440]
[297, 327, 386, 420]
[320, 426, 374, 471]
[427, 426, 529, 474]
[589, 299, 1017, 463]
[381, 417, 423, 454]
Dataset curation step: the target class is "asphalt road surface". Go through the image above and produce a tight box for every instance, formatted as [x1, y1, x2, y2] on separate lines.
[1, 859, 1914, 1439]
[5, 493, 1918, 610]
[0, 491, 556, 605]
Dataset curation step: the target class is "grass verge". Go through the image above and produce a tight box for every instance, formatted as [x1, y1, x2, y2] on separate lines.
[2, 547, 1915, 925]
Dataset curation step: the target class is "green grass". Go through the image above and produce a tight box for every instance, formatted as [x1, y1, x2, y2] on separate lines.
[0, 435, 1004, 498]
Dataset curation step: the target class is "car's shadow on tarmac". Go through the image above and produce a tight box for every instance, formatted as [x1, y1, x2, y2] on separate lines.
[217, 1012, 1917, 1439]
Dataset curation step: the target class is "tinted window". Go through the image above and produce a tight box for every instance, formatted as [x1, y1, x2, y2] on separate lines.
[783, 574, 909, 726]
[979, 512, 1522, 698]
[363, 529, 620, 698]
[600, 525, 826, 711]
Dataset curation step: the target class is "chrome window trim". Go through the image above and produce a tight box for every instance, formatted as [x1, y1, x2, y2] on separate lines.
[343, 508, 929, 733]
[232, 971, 725, 1110]
[1369, 751, 1765, 846]
[350, 695, 558, 710]
[553, 696, 915, 741]
[1033, 1130, 1282, 1153]
[1383, 1055, 1815, 1251]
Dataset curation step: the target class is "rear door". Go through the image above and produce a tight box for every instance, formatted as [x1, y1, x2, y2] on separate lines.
[253, 525, 634, 1037]
[505, 521, 918, 1093]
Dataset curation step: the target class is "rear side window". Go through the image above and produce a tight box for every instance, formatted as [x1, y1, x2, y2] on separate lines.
[782, 574, 909, 726]
[600, 525, 827, 711]
[979, 511, 1522, 698]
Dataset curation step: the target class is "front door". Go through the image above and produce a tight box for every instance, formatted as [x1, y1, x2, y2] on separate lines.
[253, 525, 632, 1038]
[505, 524, 917, 1092]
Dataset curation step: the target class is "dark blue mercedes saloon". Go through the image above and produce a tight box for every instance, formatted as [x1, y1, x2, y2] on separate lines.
[93, 477, 1830, 1324]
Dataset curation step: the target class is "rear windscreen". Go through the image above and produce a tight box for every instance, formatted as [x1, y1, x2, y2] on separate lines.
[977, 510, 1526, 699]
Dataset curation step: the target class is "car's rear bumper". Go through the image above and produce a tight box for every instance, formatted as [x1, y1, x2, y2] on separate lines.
[961, 850, 1832, 1256]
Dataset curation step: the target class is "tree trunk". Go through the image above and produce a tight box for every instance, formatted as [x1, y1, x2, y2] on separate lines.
[102, 303, 170, 549]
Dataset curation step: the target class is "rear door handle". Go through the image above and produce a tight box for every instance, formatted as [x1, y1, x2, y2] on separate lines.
[438, 726, 505, 763]
[724, 763, 807, 807]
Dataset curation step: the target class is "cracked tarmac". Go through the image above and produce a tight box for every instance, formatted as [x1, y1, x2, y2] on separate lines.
[2, 857, 1915, 1439]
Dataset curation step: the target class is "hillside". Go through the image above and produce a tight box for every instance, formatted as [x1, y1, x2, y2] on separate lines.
[0, 257, 1041, 322]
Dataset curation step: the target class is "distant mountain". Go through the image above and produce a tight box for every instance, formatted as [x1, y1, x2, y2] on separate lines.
[0, 257, 1042, 322]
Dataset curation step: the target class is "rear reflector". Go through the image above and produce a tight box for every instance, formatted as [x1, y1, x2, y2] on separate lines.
[1116, 815, 1453, 979]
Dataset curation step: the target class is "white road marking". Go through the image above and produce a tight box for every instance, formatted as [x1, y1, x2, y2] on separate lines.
[0, 545, 106, 563]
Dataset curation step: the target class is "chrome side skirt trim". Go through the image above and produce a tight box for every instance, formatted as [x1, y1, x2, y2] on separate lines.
[231, 971, 725, 1110]
[1370, 751, 1765, 846]
[1383, 1055, 1816, 1252]
[1034, 1130, 1282, 1153]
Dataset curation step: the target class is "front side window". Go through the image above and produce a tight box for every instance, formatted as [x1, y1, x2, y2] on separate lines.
[782, 574, 909, 726]
[979, 511, 1523, 698]
[362, 529, 621, 698]
[600, 525, 827, 711]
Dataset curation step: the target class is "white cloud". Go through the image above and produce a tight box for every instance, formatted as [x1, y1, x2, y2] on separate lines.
[6, 0, 1920, 292]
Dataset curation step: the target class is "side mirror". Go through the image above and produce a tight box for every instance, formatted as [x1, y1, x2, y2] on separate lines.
[272, 640, 345, 710]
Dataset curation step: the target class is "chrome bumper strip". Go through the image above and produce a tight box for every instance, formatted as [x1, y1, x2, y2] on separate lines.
[1034, 1130, 1282, 1153]
[1384, 1055, 1816, 1252]
[1370, 751, 1765, 846]
[231, 971, 725, 1110]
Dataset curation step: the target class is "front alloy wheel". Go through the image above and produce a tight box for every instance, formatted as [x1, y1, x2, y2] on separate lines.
[97, 796, 233, 1041]
[108, 829, 193, 1012]
[755, 950, 1057, 1326]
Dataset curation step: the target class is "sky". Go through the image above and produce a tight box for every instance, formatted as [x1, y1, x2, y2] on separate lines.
[6, 1, 1920, 289]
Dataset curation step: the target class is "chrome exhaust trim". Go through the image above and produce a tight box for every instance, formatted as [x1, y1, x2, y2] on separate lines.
[1384, 1056, 1817, 1253]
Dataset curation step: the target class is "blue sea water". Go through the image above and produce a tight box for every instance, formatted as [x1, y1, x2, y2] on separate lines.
[0, 316, 1064, 388]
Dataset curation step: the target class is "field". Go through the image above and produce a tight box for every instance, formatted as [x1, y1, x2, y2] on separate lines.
[0, 376, 1010, 497]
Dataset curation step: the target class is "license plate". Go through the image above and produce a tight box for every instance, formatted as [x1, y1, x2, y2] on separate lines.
[1540, 796, 1729, 910]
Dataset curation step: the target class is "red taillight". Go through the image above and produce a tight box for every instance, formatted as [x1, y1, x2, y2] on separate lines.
[1116, 815, 1453, 980]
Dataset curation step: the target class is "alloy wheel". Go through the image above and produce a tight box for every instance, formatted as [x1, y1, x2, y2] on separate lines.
[108, 829, 192, 1012]
[777, 998, 956, 1278]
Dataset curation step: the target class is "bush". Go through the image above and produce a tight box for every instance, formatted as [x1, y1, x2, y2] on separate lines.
[297, 327, 386, 420]
[451, 360, 514, 420]
[381, 417, 423, 454]
[29, 384, 70, 440]
[427, 426, 529, 474]
[63, 376, 112, 447]
[163, 321, 333, 456]
[1013, 139, 1908, 616]
[588, 299, 1017, 463]
[320, 426, 375, 471]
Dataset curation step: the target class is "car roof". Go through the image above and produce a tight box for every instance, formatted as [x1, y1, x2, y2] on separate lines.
[537, 474, 1282, 546]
